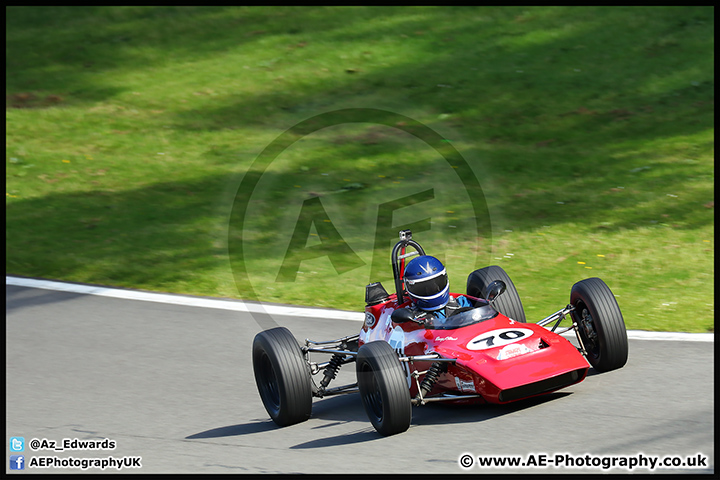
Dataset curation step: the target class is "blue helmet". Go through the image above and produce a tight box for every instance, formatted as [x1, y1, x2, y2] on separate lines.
[403, 255, 449, 311]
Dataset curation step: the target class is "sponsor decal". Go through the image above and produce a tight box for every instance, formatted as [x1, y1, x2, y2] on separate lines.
[497, 342, 533, 360]
[435, 336, 458, 342]
[455, 377, 476, 393]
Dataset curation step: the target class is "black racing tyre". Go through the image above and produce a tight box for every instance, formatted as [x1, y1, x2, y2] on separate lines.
[466, 265, 526, 323]
[252, 327, 312, 427]
[570, 278, 628, 373]
[356, 341, 412, 436]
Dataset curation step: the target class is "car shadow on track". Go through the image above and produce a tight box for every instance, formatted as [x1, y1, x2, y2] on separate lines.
[290, 392, 573, 449]
[184, 393, 369, 440]
[411, 391, 573, 427]
[185, 421, 280, 439]
[185, 391, 573, 447]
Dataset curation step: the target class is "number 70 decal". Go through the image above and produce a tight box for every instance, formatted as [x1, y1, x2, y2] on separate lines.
[466, 328, 534, 351]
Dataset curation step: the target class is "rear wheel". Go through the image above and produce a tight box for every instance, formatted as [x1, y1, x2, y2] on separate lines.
[467, 265, 526, 322]
[356, 341, 412, 436]
[570, 278, 628, 372]
[252, 327, 312, 426]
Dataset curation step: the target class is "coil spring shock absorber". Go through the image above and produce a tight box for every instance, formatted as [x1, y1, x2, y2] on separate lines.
[419, 361, 446, 398]
[319, 353, 344, 392]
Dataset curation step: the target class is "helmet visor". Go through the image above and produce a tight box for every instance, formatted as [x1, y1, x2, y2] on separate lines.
[406, 271, 448, 299]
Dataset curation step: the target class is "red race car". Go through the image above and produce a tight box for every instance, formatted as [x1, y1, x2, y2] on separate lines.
[253, 230, 628, 435]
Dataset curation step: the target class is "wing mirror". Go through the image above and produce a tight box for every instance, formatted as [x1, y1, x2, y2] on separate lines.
[484, 280, 506, 304]
[391, 308, 414, 324]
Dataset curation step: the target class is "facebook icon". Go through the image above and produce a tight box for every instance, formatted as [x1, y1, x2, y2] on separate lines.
[10, 455, 25, 470]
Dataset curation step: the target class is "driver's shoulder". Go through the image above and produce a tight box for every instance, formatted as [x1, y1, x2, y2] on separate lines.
[453, 294, 473, 308]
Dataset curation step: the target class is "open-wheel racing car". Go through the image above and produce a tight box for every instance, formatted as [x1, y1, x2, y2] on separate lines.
[253, 230, 628, 436]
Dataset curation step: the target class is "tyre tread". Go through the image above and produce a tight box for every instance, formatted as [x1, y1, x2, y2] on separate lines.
[253, 327, 312, 426]
[571, 278, 628, 372]
[356, 341, 411, 436]
[467, 265, 526, 322]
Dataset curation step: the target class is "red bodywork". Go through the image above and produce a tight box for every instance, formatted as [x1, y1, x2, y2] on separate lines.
[360, 293, 589, 404]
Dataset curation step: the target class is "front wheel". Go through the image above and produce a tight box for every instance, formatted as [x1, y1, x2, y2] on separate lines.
[252, 327, 312, 426]
[356, 341, 412, 436]
[570, 278, 628, 373]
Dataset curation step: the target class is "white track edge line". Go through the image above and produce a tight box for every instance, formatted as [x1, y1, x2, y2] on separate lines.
[6, 276, 714, 342]
[6, 275, 364, 321]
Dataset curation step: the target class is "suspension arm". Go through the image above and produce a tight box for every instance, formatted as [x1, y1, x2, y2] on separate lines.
[536, 304, 575, 332]
[305, 348, 358, 356]
[398, 354, 457, 363]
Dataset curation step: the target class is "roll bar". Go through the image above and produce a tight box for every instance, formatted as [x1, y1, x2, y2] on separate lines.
[391, 230, 425, 304]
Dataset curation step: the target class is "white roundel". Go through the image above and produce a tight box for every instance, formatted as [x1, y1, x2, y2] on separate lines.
[466, 328, 534, 351]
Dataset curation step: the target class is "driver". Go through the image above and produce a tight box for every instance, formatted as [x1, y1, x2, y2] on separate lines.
[403, 255, 476, 322]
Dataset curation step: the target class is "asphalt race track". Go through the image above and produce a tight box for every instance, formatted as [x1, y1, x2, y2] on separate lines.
[5, 280, 714, 474]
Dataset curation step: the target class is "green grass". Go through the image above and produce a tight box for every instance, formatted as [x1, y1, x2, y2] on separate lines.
[6, 6, 714, 332]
